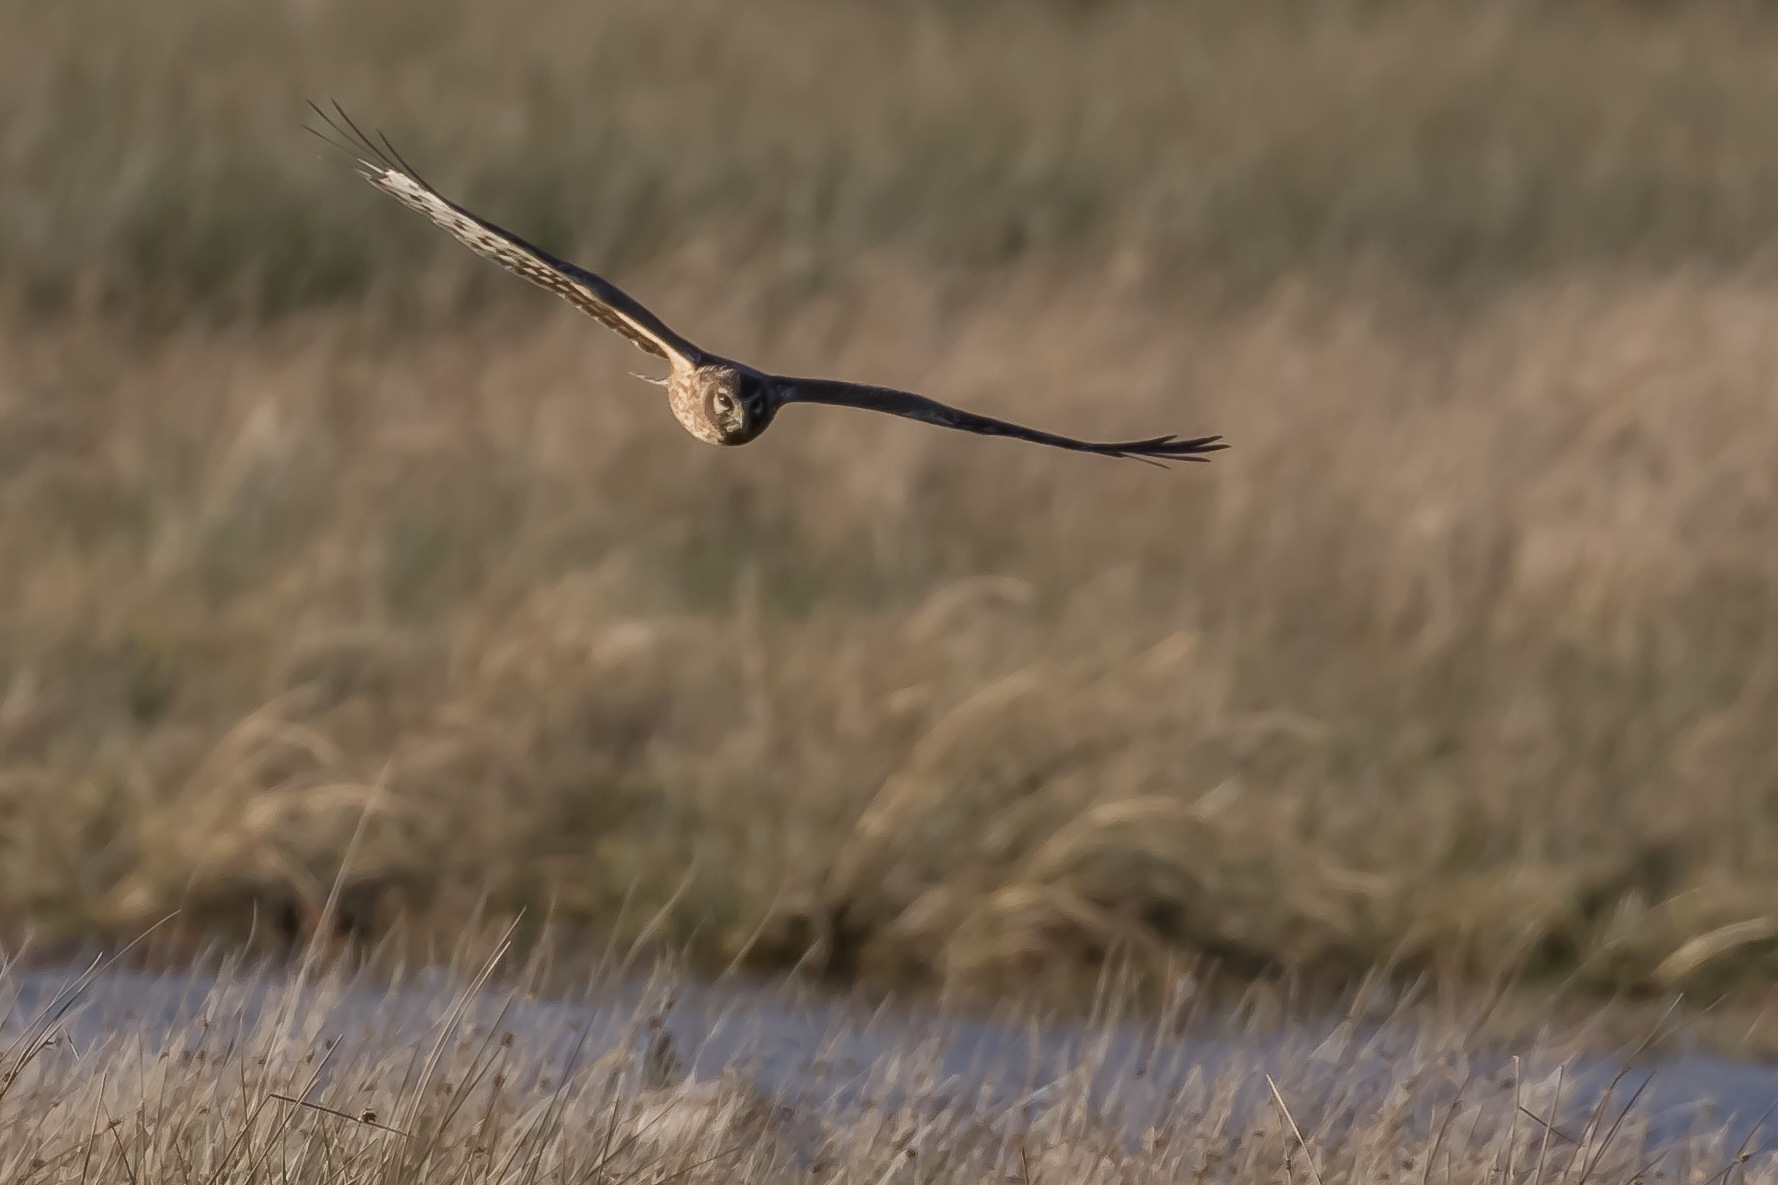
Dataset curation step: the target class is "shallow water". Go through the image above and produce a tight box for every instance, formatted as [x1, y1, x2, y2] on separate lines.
[6, 963, 1778, 1166]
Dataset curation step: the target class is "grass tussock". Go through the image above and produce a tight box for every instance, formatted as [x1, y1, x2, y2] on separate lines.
[3, 262, 1778, 1000]
[9, 0, 1778, 314]
[0, 944, 1770, 1185]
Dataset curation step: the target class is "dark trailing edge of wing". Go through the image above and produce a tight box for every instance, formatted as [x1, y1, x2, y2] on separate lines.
[780, 377, 1228, 465]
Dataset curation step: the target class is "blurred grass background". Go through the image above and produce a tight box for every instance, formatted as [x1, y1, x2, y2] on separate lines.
[3, 0, 1778, 1003]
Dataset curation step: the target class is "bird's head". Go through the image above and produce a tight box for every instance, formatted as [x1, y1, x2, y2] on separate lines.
[698, 368, 779, 446]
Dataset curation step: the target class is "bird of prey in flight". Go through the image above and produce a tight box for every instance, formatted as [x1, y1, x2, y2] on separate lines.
[309, 104, 1226, 465]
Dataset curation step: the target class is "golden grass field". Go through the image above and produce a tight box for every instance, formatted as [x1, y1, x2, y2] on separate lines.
[4, 0, 1778, 1011]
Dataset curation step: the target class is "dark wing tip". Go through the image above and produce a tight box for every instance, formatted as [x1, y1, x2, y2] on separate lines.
[303, 99, 356, 158]
[303, 100, 413, 182]
[1093, 433, 1229, 464]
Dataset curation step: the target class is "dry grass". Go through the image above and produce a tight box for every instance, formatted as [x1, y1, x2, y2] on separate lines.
[4, 264, 1778, 1001]
[9, 0, 1778, 315]
[0, 945, 1770, 1185]
[3, 0, 1778, 1005]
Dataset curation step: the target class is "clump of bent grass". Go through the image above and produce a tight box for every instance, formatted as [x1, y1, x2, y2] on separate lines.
[820, 653, 1383, 990]
[0, 938, 1770, 1185]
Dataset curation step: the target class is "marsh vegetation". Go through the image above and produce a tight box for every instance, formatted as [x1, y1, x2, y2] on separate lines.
[4, 944, 1775, 1185]
[2, 0, 1777, 1012]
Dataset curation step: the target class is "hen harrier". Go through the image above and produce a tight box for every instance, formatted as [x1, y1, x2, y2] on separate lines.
[309, 104, 1226, 465]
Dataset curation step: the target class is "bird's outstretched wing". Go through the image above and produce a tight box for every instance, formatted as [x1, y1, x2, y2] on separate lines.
[308, 102, 700, 366]
[778, 377, 1227, 464]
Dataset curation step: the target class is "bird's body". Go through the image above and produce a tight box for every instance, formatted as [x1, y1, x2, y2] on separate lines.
[666, 361, 774, 447]
[310, 104, 1226, 466]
